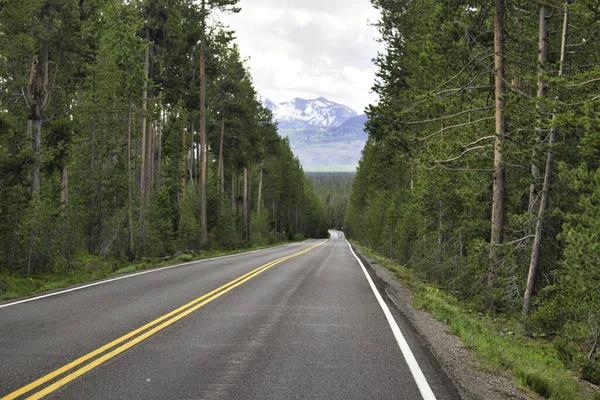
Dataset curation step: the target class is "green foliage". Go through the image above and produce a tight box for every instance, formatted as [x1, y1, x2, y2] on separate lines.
[582, 360, 600, 386]
[249, 209, 273, 246]
[307, 172, 353, 230]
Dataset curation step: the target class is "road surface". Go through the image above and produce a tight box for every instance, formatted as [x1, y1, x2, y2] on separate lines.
[0, 231, 460, 399]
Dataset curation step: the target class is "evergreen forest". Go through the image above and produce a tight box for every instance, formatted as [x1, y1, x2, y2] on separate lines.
[346, 0, 600, 387]
[307, 172, 354, 230]
[0, 0, 328, 293]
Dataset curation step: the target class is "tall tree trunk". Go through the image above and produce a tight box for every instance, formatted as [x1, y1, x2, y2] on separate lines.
[199, 0, 208, 245]
[523, 1, 570, 316]
[218, 110, 225, 192]
[143, 119, 153, 205]
[488, 0, 506, 288]
[243, 167, 249, 240]
[140, 46, 149, 198]
[60, 163, 68, 217]
[127, 103, 135, 262]
[257, 164, 263, 213]
[231, 174, 235, 212]
[25, 37, 51, 276]
[155, 103, 162, 192]
[527, 4, 550, 220]
[179, 126, 187, 204]
[28, 45, 50, 196]
[89, 71, 96, 253]
[98, 125, 104, 254]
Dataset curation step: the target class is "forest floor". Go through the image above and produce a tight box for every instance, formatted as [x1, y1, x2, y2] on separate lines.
[352, 242, 600, 400]
[0, 240, 301, 302]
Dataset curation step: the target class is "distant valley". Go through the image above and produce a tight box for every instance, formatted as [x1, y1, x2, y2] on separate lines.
[264, 97, 368, 171]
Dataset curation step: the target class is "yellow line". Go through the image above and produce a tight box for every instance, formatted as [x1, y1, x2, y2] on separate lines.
[2, 240, 326, 400]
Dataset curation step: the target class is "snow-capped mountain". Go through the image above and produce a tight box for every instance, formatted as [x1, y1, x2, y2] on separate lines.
[265, 97, 358, 130]
[263, 97, 368, 171]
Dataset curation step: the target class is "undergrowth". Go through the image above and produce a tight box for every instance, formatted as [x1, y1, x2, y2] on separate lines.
[355, 243, 597, 400]
[0, 241, 295, 301]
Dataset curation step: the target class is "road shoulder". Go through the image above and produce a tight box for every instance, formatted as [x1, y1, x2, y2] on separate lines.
[351, 244, 532, 400]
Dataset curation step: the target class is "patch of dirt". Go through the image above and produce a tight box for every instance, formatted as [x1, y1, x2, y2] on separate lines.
[355, 247, 535, 400]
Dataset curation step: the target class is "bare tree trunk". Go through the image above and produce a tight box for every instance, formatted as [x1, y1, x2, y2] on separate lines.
[144, 119, 153, 204]
[28, 46, 50, 196]
[243, 167, 249, 240]
[98, 125, 104, 253]
[60, 163, 68, 217]
[488, 0, 506, 288]
[523, 1, 570, 316]
[527, 4, 550, 222]
[155, 104, 162, 192]
[89, 71, 97, 253]
[257, 164, 263, 213]
[218, 111, 225, 192]
[179, 126, 187, 204]
[140, 46, 149, 198]
[30, 117, 41, 195]
[231, 174, 235, 212]
[199, 0, 208, 245]
[25, 36, 51, 276]
[127, 103, 135, 262]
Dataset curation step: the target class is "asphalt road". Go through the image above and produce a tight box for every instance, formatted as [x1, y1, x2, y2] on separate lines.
[0, 232, 460, 399]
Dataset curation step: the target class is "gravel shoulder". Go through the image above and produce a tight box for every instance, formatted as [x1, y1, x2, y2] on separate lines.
[353, 245, 535, 400]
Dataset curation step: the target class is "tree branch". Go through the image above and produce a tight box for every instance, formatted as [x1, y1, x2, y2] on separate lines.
[462, 135, 496, 148]
[403, 106, 493, 125]
[418, 117, 495, 142]
[434, 145, 490, 164]
[565, 76, 600, 88]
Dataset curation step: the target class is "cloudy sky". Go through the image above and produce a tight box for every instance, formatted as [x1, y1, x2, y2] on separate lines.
[218, 0, 383, 113]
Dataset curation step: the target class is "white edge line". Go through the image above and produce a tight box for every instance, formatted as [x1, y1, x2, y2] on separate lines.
[346, 239, 437, 400]
[0, 241, 311, 309]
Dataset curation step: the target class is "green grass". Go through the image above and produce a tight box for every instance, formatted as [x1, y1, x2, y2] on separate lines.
[0, 241, 297, 302]
[354, 242, 592, 400]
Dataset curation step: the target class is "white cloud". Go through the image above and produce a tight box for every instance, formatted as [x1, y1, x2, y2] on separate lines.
[218, 0, 383, 113]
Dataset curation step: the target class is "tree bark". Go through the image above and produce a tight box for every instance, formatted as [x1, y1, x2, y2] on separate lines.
[218, 110, 225, 192]
[143, 118, 153, 205]
[60, 163, 68, 217]
[140, 46, 149, 199]
[155, 103, 162, 192]
[527, 4, 550, 221]
[243, 167, 249, 240]
[231, 174, 235, 212]
[98, 125, 104, 254]
[488, 0, 506, 288]
[523, 1, 570, 316]
[179, 126, 187, 204]
[257, 164, 263, 213]
[199, 0, 208, 245]
[127, 103, 135, 262]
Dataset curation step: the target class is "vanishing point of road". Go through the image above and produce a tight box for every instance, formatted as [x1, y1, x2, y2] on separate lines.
[0, 231, 460, 399]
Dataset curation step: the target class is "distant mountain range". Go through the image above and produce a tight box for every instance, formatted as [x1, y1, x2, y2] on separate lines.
[264, 97, 368, 171]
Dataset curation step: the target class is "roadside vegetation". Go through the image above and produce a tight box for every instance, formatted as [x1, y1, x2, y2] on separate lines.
[346, 0, 600, 397]
[356, 244, 598, 400]
[0, 240, 298, 301]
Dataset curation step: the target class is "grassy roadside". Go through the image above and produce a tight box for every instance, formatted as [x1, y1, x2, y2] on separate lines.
[0, 241, 299, 302]
[353, 242, 599, 400]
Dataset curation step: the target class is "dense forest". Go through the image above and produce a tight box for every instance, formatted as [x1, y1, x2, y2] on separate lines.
[307, 172, 354, 230]
[0, 0, 328, 282]
[347, 0, 600, 385]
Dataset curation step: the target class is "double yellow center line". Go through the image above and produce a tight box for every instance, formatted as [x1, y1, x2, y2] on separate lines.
[2, 240, 327, 400]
